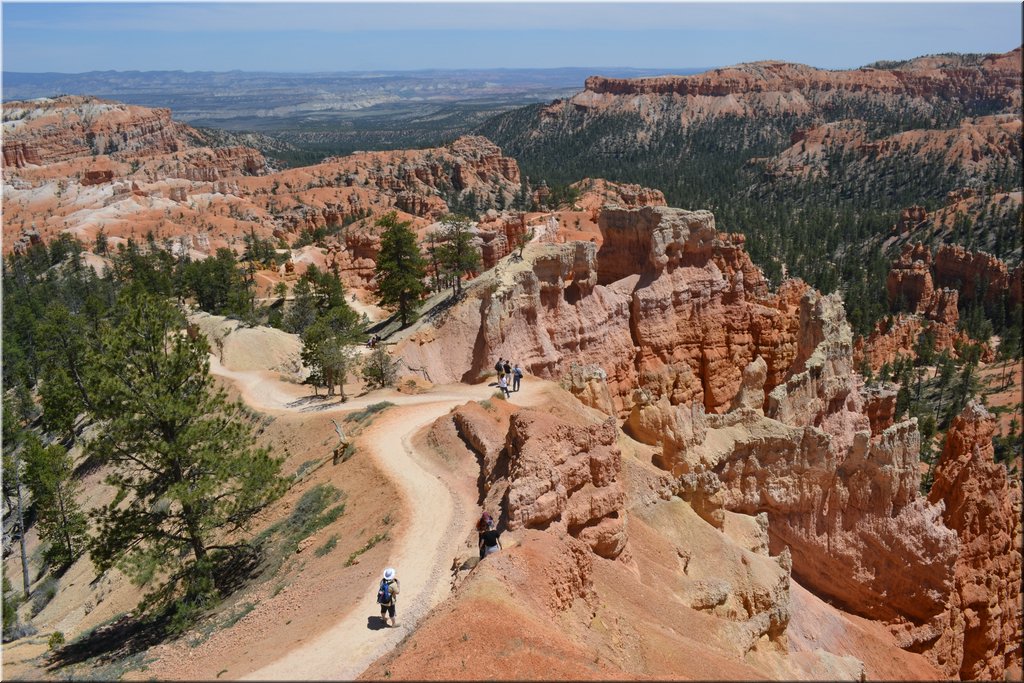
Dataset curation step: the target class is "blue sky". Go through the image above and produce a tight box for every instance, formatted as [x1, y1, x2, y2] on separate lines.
[2, 2, 1021, 73]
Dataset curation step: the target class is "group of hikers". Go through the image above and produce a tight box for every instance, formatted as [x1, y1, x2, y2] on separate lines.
[494, 358, 523, 397]
[375, 510, 502, 628]
[366, 333, 382, 349]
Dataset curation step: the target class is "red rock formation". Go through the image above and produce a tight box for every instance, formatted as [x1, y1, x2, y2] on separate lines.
[578, 48, 1021, 103]
[887, 243, 935, 311]
[570, 178, 666, 212]
[394, 191, 447, 219]
[755, 114, 1021, 185]
[81, 169, 114, 186]
[927, 402, 1023, 680]
[601, 207, 799, 414]
[862, 381, 899, 435]
[896, 205, 928, 234]
[855, 315, 923, 373]
[858, 242, 1003, 372]
[450, 135, 521, 188]
[663, 290, 961, 640]
[477, 212, 528, 268]
[2, 141, 42, 167]
[156, 146, 266, 181]
[934, 243, 1023, 308]
[2, 96, 192, 167]
[504, 411, 627, 559]
[400, 206, 806, 417]
[559, 363, 617, 417]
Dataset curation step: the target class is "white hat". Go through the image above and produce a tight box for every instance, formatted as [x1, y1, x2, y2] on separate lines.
[383, 567, 395, 580]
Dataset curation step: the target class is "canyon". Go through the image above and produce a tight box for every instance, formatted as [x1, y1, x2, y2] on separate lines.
[2, 50, 1021, 682]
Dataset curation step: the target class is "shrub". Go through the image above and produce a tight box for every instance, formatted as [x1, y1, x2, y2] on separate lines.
[31, 576, 59, 616]
[344, 402, 394, 426]
[345, 533, 388, 567]
[315, 534, 339, 557]
[2, 574, 19, 634]
[285, 484, 346, 540]
[362, 347, 399, 389]
[48, 631, 65, 649]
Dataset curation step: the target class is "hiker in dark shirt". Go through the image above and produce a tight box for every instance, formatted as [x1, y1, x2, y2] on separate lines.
[502, 360, 512, 383]
[479, 527, 502, 558]
[476, 512, 494, 558]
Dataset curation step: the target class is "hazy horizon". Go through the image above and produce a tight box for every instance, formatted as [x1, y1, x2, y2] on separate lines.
[3, 2, 1020, 74]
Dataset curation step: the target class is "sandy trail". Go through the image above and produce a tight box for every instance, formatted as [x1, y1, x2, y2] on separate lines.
[214, 360, 536, 680]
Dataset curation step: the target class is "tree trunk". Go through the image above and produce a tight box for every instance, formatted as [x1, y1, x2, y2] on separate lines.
[14, 458, 31, 596]
[182, 503, 208, 567]
[57, 487, 74, 558]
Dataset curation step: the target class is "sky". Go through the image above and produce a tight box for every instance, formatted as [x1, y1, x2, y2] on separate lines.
[2, 1, 1021, 73]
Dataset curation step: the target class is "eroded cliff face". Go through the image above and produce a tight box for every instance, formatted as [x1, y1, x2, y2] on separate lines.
[934, 243, 1024, 308]
[400, 206, 804, 417]
[927, 403, 1023, 680]
[575, 48, 1021, 112]
[670, 292, 959, 630]
[2, 96, 194, 167]
[752, 114, 1021, 185]
[855, 241, 1006, 373]
[1, 98, 523, 279]
[504, 411, 628, 559]
[398, 203, 1021, 675]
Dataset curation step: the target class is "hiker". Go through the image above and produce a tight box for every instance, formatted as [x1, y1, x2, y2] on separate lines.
[498, 374, 511, 398]
[494, 357, 504, 379]
[512, 364, 523, 392]
[376, 567, 400, 627]
[476, 512, 495, 558]
[502, 360, 512, 383]
[479, 524, 502, 558]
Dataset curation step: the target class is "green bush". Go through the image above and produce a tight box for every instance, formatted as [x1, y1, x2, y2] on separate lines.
[48, 631, 66, 649]
[285, 484, 346, 540]
[344, 533, 388, 567]
[31, 576, 59, 616]
[315, 534, 339, 557]
[344, 401, 394, 425]
[3, 574, 22, 635]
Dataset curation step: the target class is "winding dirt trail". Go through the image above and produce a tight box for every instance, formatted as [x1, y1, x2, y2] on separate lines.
[211, 360, 538, 680]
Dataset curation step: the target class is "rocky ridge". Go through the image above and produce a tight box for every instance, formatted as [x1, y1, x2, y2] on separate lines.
[577, 49, 1021, 103]
[395, 203, 1022, 676]
[1, 98, 526, 294]
[856, 241, 1018, 372]
[564, 49, 1021, 129]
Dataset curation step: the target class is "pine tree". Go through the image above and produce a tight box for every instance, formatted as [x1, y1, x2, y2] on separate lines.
[301, 305, 363, 398]
[284, 276, 318, 335]
[22, 435, 88, 570]
[375, 212, 427, 327]
[434, 214, 481, 297]
[85, 292, 286, 622]
[362, 346, 399, 389]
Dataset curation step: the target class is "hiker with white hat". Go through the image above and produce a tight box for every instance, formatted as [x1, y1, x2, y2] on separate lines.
[376, 567, 400, 627]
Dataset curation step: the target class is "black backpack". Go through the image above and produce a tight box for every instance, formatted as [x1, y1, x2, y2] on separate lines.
[494, 360, 503, 372]
[376, 579, 392, 604]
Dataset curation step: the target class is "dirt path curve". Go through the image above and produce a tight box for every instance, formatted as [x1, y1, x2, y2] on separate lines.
[212, 360, 539, 680]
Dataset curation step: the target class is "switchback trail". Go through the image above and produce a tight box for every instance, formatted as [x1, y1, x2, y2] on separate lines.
[212, 361, 541, 680]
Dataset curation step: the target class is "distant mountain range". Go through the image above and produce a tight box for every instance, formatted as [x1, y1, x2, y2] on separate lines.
[2, 68, 704, 129]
